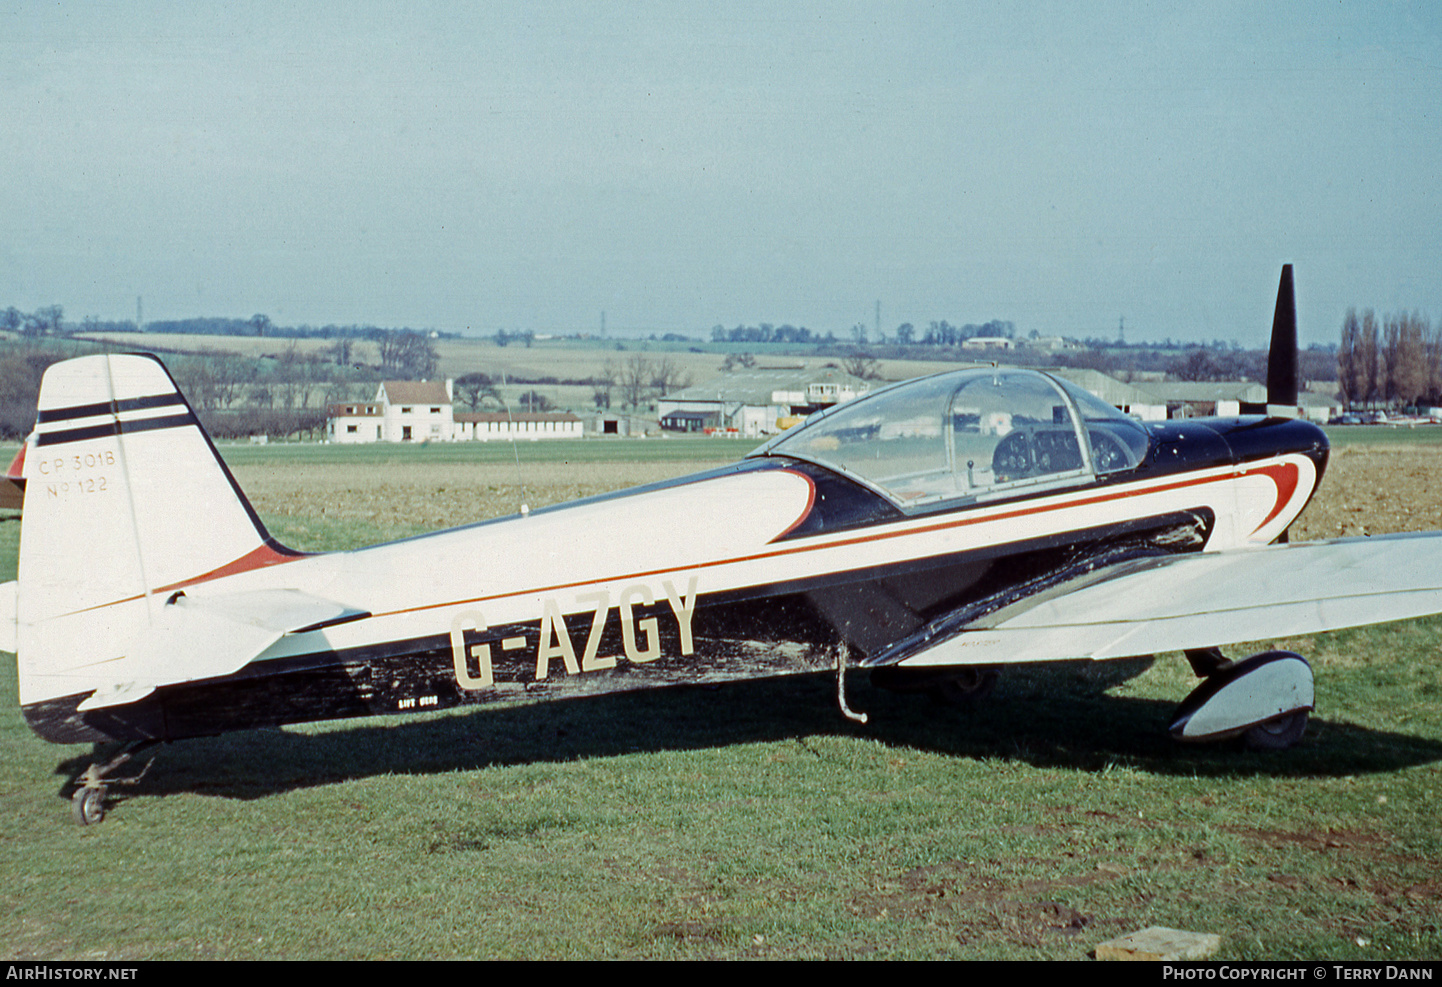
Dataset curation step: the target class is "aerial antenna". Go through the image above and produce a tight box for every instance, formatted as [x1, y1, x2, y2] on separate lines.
[500, 371, 528, 516]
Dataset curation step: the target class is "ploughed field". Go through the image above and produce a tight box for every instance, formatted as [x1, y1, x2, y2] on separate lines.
[1291, 444, 1442, 540]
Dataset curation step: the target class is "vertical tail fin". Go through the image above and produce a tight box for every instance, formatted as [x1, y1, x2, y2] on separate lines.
[16, 353, 296, 710]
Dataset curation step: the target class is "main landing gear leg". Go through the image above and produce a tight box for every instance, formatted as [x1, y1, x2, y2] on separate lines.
[1172, 649, 1313, 751]
[834, 643, 869, 725]
[70, 740, 160, 826]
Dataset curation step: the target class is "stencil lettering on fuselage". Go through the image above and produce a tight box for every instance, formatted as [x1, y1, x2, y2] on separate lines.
[449, 576, 699, 691]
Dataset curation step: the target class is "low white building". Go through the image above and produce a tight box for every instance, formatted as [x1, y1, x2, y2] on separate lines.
[656, 366, 873, 438]
[961, 336, 1015, 351]
[455, 411, 583, 441]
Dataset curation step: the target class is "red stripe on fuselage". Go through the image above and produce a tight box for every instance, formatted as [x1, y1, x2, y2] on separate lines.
[1249, 461, 1300, 535]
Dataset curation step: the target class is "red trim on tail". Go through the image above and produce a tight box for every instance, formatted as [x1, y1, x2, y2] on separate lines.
[156, 543, 308, 595]
[6, 439, 26, 481]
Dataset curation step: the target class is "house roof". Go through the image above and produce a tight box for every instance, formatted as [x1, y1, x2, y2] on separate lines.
[328, 403, 383, 417]
[381, 380, 450, 405]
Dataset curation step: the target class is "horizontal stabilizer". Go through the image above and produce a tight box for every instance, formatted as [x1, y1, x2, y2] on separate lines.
[868, 532, 1442, 668]
[78, 589, 369, 711]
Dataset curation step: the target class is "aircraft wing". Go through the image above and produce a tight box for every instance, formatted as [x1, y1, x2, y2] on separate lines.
[866, 531, 1442, 669]
[77, 589, 370, 711]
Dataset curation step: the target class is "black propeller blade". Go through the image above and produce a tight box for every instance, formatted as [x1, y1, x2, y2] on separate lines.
[1267, 263, 1298, 407]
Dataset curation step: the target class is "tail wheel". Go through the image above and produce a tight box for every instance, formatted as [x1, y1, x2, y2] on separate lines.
[71, 785, 107, 826]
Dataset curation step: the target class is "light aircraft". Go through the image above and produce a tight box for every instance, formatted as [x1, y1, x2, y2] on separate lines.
[7, 266, 1442, 825]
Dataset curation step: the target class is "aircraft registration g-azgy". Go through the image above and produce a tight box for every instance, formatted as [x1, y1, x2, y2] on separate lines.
[6, 267, 1442, 824]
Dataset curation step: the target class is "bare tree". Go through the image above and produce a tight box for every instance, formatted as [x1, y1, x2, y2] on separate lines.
[592, 360, 619, 410]
[1358, 309, 1380, 408]
[720, 352, 756, 371]
[378, 330, 439, 379]
[1392, 311, 1428, 407]
[454, 372, 500, 411]
[842, 352, 881, 380]
[1338, 309, 1362, 407]
[618, 354, 653, 410]
[650, 356, 692, 395]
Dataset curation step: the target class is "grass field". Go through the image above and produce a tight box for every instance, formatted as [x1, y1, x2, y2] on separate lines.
[2, 437, 1441, 960]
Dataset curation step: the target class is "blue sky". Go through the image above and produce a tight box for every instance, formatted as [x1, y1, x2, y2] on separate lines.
[2, 1, 1440, 346]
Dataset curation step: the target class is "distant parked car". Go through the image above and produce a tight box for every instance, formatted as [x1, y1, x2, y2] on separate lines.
[1328, 414, 1363, 425]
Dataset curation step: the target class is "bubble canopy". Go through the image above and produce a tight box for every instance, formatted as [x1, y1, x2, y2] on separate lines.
[751, 368, 1152, 511]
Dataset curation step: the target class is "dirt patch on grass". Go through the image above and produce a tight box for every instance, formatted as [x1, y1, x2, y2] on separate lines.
[853, 859, 1109, 948]
[1291, 445, 1442, 540]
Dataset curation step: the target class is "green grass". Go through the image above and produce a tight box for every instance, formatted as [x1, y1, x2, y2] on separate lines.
[1322, 424, 1442, 448]
[214, 435, 766, 468]
[2, 452, 1441, 960]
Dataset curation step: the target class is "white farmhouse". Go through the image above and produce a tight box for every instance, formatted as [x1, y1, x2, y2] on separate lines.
[327, 380, 584, 443]
[328, 380, 455, 443]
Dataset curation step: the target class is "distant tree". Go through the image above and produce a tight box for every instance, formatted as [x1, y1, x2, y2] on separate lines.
[22, 305, 63, 337]
[326, 339, 353, 367]
[1387, 311, 1428, 407]
[591, 360, 618, 410]
[378, 330, 439, 379]
[1338, 309, 1362, 407]
[1168, 346, 1248, 382]
[650, 356, 691, 395]
[0, 351, 58, 437]
[517, 389, 553, 413]
[842, 352, 881, 380]
[1358, 309, 1380, 407]
[454, 372, 500, 411]
[721, 352, 756, 372]
[618, 354, 653, 410]
[1427, 321, 1442, 405]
